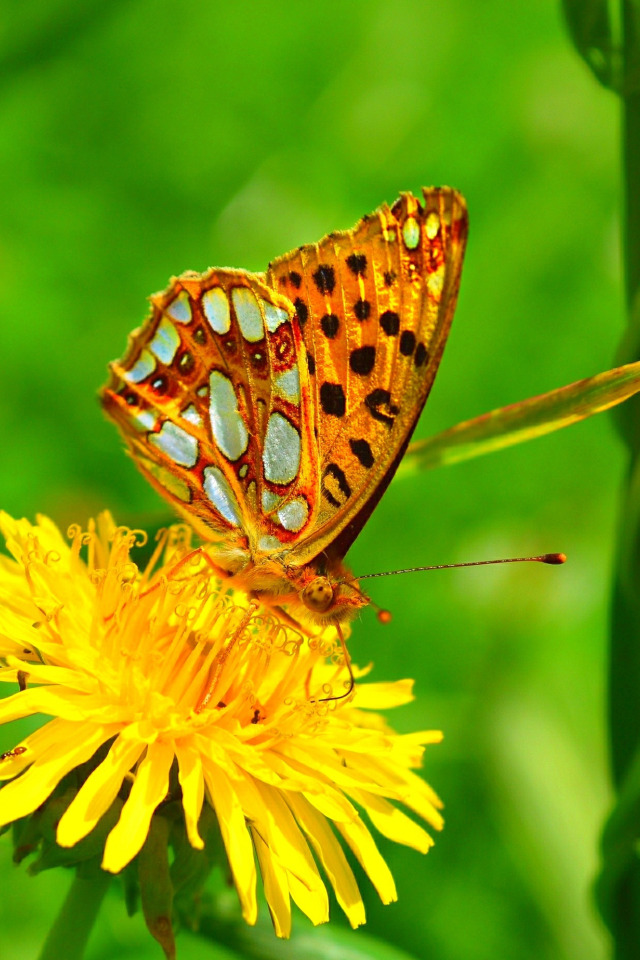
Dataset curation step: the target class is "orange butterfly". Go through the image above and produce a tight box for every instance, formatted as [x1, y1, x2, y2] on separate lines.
[101, 187, 468, 627]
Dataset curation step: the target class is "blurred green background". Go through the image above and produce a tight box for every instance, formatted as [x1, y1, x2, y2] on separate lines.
[0, 1, 625, 958]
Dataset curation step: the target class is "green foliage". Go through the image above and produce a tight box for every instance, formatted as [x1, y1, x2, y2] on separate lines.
[403, 360, 640, 472]
[562, 0, 623, 90]
[0, 1, 625, 959]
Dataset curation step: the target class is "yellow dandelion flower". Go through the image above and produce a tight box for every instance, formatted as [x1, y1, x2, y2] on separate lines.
[0, 511, 443, 940]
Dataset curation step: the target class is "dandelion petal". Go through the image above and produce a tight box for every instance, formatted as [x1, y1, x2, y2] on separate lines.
[202, 758, 257, 925]
[0, 723, 116, 827]
[336, 816, 397, 905]
[286, 793, 365, 929]
[102, 740, 174, 873]
[57, 735, 146, 847]
[348, 788, 435, 853]
[175, 739, 205, 850]
[252, 828, 292, 938]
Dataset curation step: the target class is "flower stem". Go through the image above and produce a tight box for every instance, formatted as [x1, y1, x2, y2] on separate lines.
[602, 3, 640, 958]
[37, 867, 111, 960]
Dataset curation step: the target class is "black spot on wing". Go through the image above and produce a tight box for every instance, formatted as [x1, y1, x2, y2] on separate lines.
[294, 298, 308, 325]
[414, 342, 429, 367]
[349, 438, 374, 468]
[399, 330, 416, 356]
[365, 388, 399, 427]
[313, 264, 336, 294]
[320, 382, 346, 417]
[383, 270, 396, 287]
[307, 354, 316, 375]
[321, 313, 340, 339]
[289, 271, 302, 289]
[380, 310, 400, 336]
[346, 253, 367, 276]
[353, 299, 371, 321]
[349, 346, 376, 376]
[322, 463, 351, 507]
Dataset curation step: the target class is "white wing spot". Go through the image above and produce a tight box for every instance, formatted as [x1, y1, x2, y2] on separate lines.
[274, 367, 300, 403]
[203, 467, 242, 527]
[209, 371, 249, 461]
[124, 349, 156, 383]
[132, 409, 158, 431]
[277, 498, 308, 532]
[263, 412, 300, 485]
[181, 404, 202, 427]
[149, 421, 199, 468]
[166, 291, 192, 324]
[149, 317, 181, 364]
[263, 300, 289, 332]
[232, 287, 264, 342]
[402, 217, 421, 250]
[425, 211, 440, 239]
[202, 287, 231, 334]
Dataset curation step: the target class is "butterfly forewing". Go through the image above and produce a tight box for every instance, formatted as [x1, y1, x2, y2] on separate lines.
[265, 186, 468, 564]
[101, 270, 320, 560]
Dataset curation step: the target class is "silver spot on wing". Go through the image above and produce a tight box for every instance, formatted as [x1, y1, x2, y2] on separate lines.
[202, 287, 231, 334]
[149, 317, 181, 364]
[209, 371, 249, 462]
[232, 287, 264, 342]
[149, 421, 199, 467]
[262, 412, 300, 485]
[203, 466, 242, 526]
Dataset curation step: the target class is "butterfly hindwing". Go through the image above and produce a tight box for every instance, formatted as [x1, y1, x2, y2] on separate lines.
[101, 270, 320, 560]
[265, 186, 468, 564]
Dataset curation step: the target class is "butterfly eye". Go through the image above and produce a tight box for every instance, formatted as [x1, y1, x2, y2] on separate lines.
[301, 577, 334, 613]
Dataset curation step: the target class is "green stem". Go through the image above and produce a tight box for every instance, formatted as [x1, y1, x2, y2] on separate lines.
[622, 2, 640, 312]
[37, 867, 111, 960]
[605, 3, 640, 958]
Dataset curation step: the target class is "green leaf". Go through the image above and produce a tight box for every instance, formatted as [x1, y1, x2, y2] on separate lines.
[401, 361, 640, 473]
[561, 0, 623, 91]
[171, 804, 223, 927]
[595, 740, 640, 929]
[139, 815, 176, 960]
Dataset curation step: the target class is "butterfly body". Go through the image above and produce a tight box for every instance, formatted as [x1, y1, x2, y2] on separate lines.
[101, 188, 468, 625]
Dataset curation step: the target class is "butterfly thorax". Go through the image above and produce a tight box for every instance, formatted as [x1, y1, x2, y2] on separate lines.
[236, 554, 368, 626]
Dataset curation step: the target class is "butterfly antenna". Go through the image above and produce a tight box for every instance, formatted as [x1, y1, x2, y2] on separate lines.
[319, 623, 355, 703]
[359, 552, 567, 581]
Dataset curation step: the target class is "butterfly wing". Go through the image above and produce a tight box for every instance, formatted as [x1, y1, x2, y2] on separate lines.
[101, 270, 320, 567]
[265, 186, 468, 565]
[102, 187, 467, 575]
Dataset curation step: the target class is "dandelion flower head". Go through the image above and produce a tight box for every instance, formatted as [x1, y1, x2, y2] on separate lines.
[0, 511, 443, 936]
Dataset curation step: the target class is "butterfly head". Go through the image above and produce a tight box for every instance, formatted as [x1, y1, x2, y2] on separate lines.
[295, 562, 369, 625]
[300, 577, 334, 614]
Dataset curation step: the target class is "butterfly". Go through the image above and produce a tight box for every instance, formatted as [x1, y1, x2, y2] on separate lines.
[101, 187, 468, 628]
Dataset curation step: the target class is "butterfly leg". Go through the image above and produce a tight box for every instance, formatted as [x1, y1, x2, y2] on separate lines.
[167, 547, 236, 584]
[319, 623, 355, 702]
[253, 598, 316, 638]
